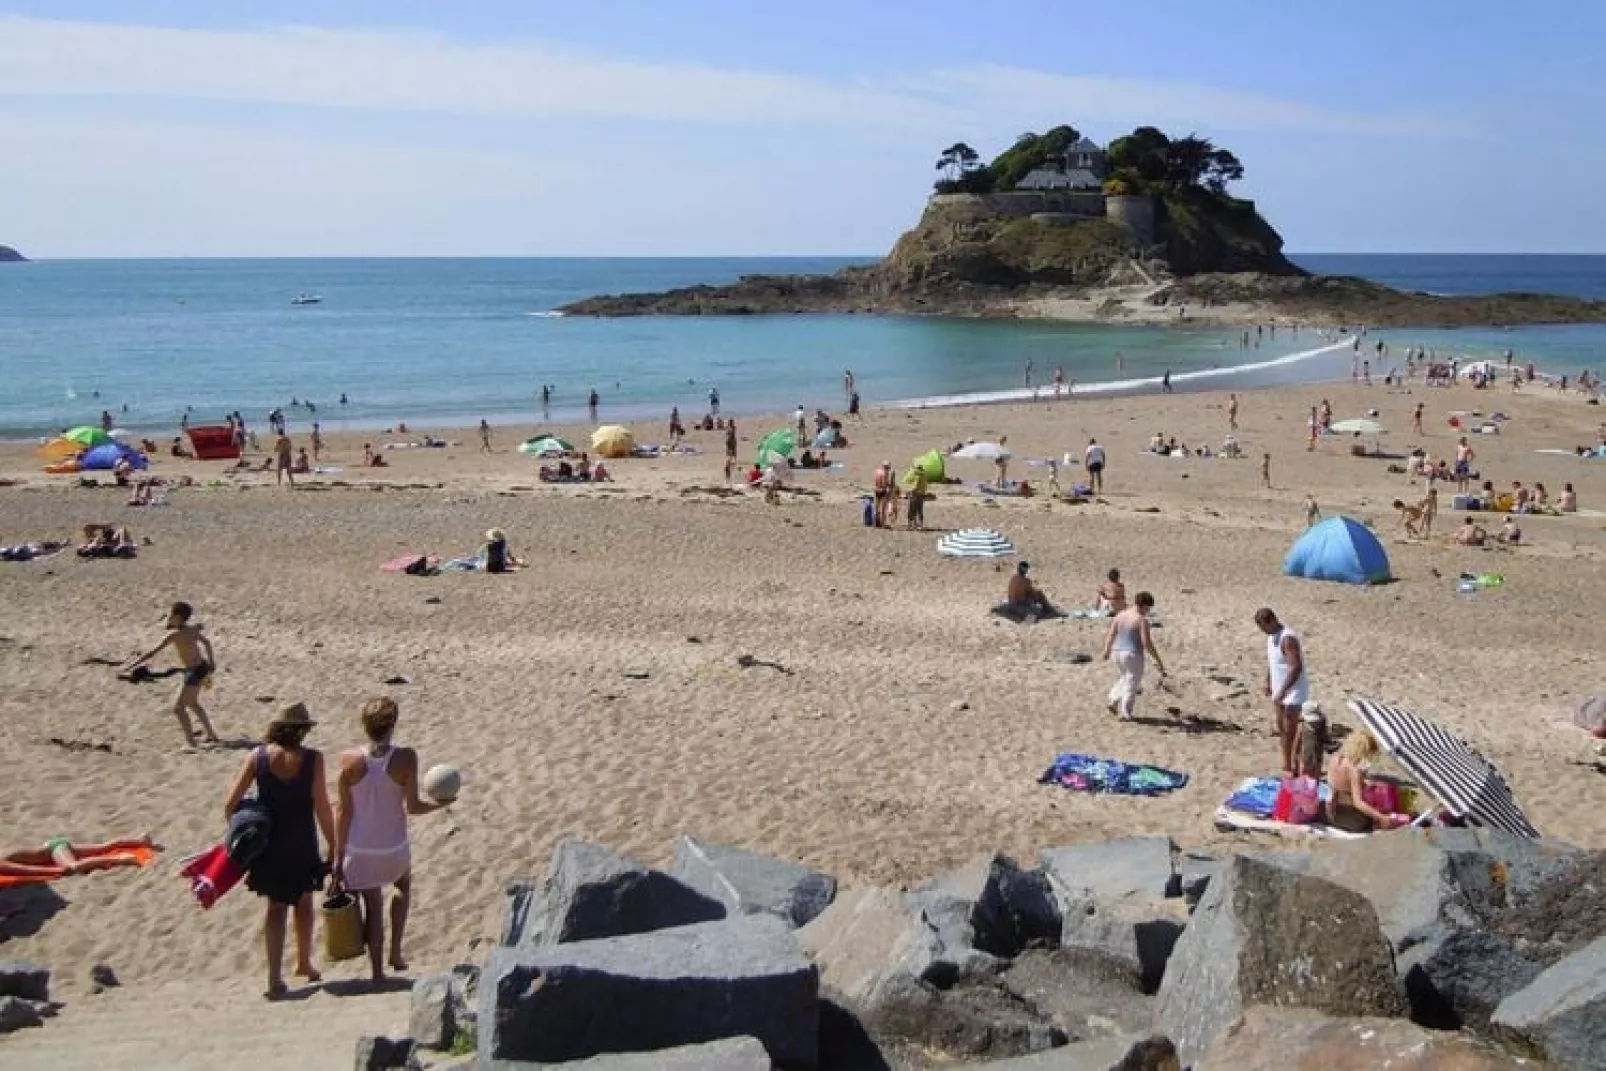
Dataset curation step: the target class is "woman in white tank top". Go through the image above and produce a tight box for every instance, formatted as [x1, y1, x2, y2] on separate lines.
[332, 697, 449, 982]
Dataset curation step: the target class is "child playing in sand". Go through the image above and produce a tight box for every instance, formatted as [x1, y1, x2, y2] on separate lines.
[1392, 499, 1426, 538]
[124, 601, 222, 747]
[1293, 702, 1328, 779]
[1304, 495, 1321, 528]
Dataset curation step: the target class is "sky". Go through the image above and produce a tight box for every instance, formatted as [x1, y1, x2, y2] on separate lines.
[2, 2, 1604, 257]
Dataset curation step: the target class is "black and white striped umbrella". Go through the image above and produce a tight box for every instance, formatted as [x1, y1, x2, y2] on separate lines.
[1348, 698, 1539, 838]
[936, 528, 1016, 559]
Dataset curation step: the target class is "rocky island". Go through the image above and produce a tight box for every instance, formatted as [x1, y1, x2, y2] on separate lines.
[0, 244, 27, 262]
[563, 126, 1606, 328]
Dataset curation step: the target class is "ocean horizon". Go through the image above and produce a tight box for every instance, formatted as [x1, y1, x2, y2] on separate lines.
[2, 253, 1603, 439]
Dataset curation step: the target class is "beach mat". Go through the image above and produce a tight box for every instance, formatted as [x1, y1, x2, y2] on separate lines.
[1214, 776, 1366, 841]
[1038, 753, 1188, 796]
[0, 843, 159, 888]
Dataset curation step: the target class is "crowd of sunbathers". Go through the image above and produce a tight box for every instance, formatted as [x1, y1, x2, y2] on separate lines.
[539, 453, 612, 483]
[1145, 432, 1214, 458]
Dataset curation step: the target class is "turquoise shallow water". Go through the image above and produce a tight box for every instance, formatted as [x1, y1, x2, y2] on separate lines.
[1, 256, 1603, 437]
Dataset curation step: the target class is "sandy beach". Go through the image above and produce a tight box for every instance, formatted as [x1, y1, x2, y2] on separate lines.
[2, 375, 1604, 1068]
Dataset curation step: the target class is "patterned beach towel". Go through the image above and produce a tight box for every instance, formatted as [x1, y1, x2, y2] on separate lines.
[1037, 753, 1189, 796]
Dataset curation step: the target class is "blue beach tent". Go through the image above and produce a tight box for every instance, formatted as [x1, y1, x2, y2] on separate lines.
[79, 442, 149, 471]
[1283, 516, 1392, 585]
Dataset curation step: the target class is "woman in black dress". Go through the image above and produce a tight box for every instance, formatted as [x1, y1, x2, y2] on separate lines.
[223, 702, 335, 997]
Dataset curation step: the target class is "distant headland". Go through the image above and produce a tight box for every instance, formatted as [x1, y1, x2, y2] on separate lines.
[0, 245, 26, 263]
[562, 125, 1606, 328]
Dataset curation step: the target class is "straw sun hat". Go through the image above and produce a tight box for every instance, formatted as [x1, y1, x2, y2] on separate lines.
[270, 701, 316, 729]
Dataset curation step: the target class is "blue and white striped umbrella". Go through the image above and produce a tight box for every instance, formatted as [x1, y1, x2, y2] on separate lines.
[936, 528, 1016, 559]
[1348, 698, 1539, 838]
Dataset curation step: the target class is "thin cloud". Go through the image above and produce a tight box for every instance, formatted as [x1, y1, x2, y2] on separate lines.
[0, 15, 1458, 138]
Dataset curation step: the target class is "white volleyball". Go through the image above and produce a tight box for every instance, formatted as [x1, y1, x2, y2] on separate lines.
[422, 763, 462, 803]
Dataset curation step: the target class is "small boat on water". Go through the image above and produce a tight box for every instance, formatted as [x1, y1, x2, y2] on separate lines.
[291, 292, 323, 306]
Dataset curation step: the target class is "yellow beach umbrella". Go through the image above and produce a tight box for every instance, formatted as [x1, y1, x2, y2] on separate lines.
[36, 437, 84, 461]
[590, 425, 636, 459]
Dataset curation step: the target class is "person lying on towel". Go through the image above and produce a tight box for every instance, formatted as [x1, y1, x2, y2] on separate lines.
[2, 834, 159, 879]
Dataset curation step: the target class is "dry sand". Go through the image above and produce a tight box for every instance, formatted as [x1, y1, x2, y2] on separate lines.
[2, 377, 1605, 1068]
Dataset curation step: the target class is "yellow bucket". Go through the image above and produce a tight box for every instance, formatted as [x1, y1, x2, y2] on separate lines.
[320, 889, 366, 962]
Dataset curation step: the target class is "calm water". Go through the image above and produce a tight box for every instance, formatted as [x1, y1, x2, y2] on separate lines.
[1, 256, 1603, 437]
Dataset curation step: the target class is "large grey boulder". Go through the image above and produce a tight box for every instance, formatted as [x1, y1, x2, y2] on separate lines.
[976, 1034, 1180, 1069]
[409, 964, 479, 1051]
[1491, 935, 1606, 1069]
[1195, 1007, 1524, 1070]
[501, 840, 726, 949]
[352, 1035, 420, 1070]
[919, 853, 1062, 958]
[483, 1036, 774, 1069]
[480, 914, 818, 1067]
[0, 961, 50, 1002]
[1000, 949, 1158, 1043]
[1307, 826, 1568, 1029]
[670, 835, 837, 927]
[799, 886, 1062, 1061]
[1156, 854, 1405, 1066]
[798, 885, 1000, 1002]
[1040, 838, 1187, 993]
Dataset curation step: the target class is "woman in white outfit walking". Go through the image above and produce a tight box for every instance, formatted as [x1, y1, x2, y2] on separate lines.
[1102, 592, 1165, 719]
[332, 697, 448, 982]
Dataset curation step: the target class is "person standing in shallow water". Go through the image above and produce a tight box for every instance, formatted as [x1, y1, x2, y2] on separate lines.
[588, 389, 599, 422]
[222, 703, 334, 999]
[333, 697, 449, 983]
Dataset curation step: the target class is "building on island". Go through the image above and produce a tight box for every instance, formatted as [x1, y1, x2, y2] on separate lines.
[1016, 136, 1109, 191]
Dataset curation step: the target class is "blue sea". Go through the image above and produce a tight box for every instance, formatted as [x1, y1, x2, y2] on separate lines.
[1, 254, 1603, 438]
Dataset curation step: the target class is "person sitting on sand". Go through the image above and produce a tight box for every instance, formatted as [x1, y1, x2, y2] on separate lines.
[1096, 568, 1127, 615]
[1326, 730, 1410, 833]
[1392, 499, 1426, 538]
[79, 525, 137, 558]
[1499, 515, 1522, 545]
[1005, 561, 1058, 619]
[291, 448, 311, 475]
[1533, 482, 1550, 508]
[363, 444, 388, 468]
[113, 456, 135, 487]
[482, 528, 523, 573]
[1560, 483, 1578, 512]
[1457, 517, 1488, 546]
[576, 454, 592, 481]
[591, 461, 611, 482]
[171, 437, 190, 458]
[1, 835, 159, 879]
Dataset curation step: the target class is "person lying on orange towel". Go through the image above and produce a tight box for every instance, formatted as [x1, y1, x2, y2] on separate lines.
[0, 835, 160, 885]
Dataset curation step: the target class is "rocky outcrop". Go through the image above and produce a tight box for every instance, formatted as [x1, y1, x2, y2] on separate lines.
[380, 834, 1604, 1070]
[559, 194, 1606, 327]
[0, 245, 25, 263]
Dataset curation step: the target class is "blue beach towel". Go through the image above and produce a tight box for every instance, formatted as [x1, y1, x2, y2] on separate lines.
[1223, 776, 1282, 818]
[1037, 753, 1189, 796]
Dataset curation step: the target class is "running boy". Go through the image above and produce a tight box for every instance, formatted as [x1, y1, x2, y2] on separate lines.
[124, 601, 221, 746]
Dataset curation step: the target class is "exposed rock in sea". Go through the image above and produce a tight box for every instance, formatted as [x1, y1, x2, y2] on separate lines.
[560, 194, 1606, 328]
[0, 245, 26, 263]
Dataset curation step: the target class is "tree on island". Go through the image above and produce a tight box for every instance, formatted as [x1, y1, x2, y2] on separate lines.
[985, 125, 1083, 190]
[935, 142, 981, 182]
[1107, 127, 1244, 194]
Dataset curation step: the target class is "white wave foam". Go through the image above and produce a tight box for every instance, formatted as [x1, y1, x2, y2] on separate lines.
[525, 310, 565, 318]
[884, 336, 1356, 410]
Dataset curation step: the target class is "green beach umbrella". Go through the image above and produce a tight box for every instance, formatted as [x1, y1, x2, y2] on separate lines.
[63, 426, 113, 447]
[519, 435, 574, 456]
[755, 428, 796, 467]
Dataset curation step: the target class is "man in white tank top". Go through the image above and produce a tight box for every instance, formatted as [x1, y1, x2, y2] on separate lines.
[1255, 608, 1308, 776]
